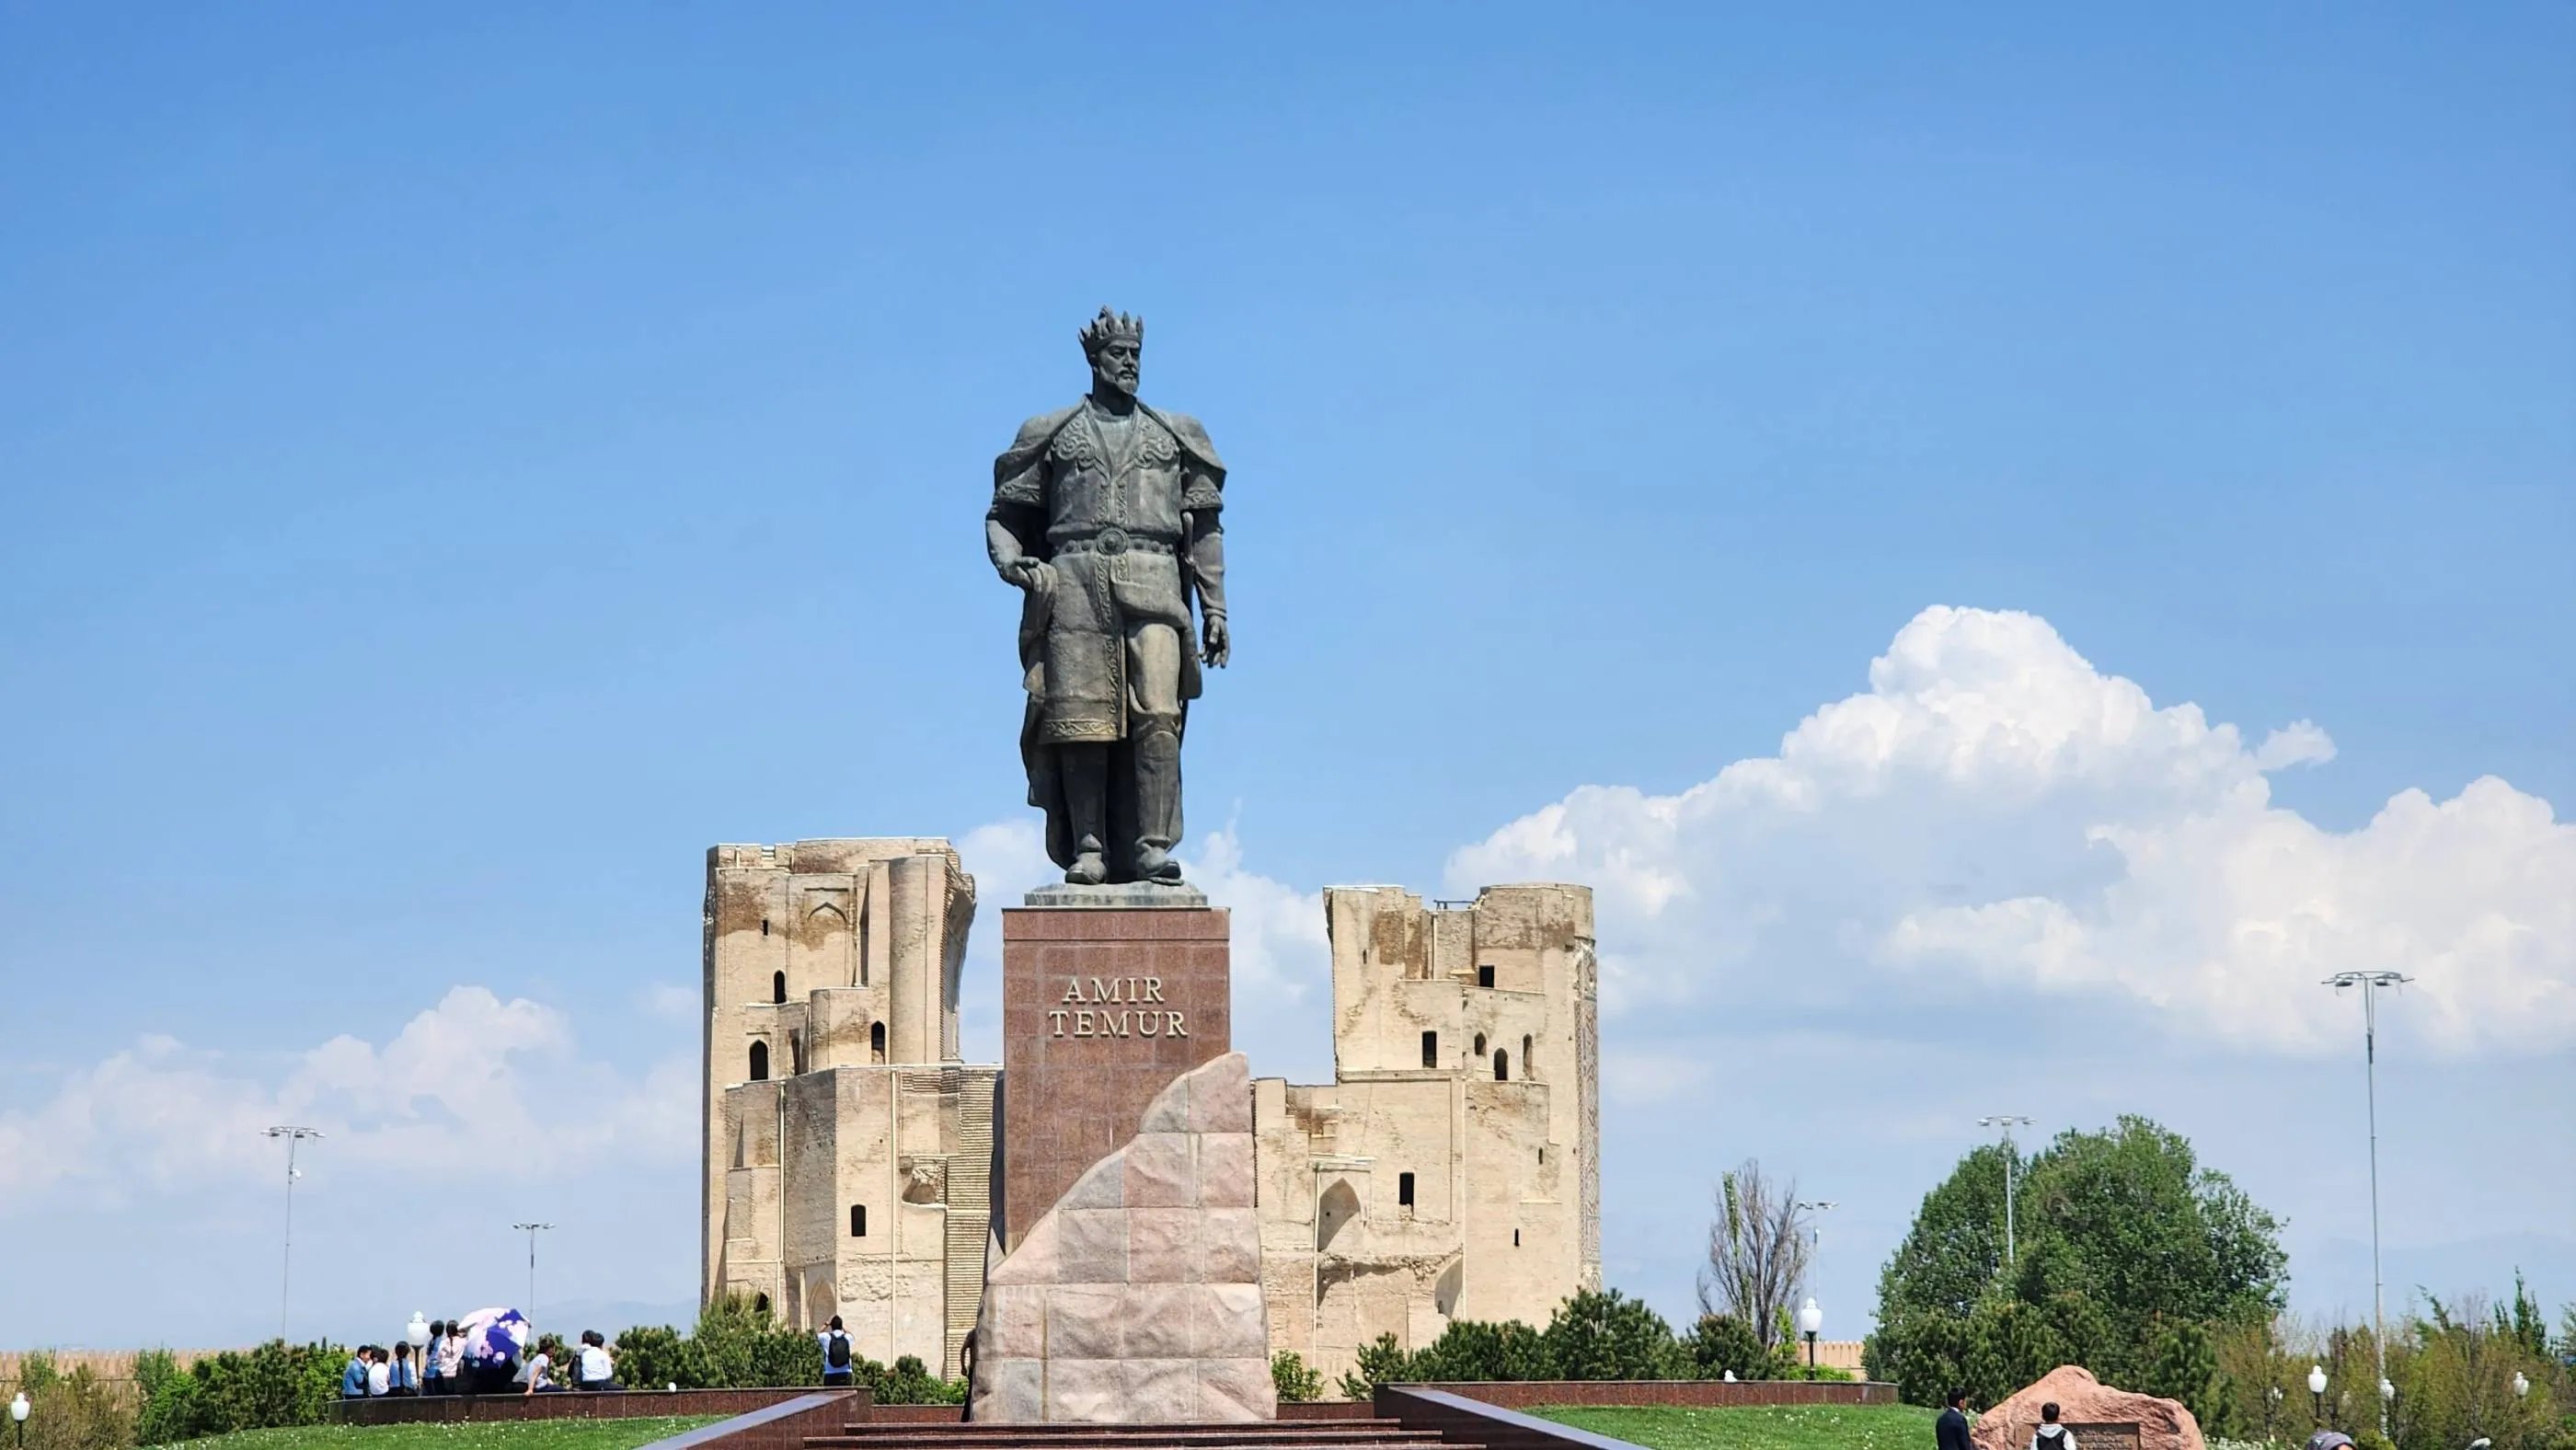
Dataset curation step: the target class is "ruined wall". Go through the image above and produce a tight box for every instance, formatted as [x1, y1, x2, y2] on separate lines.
[1254, 882, 1598, 1386]
[703, 840, 995, 1376]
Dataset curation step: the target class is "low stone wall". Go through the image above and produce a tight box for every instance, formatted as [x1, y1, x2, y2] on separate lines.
[1408, 1380, 1901, 1409]
[329, 1387, 868, 1424]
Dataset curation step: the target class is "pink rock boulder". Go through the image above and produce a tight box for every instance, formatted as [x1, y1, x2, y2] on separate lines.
[1972, 1365, 2206, 1450]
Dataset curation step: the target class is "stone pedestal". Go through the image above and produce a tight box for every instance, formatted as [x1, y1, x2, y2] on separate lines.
[969, 1053, 1275, 1423]
[999, 903, 1230, 1250]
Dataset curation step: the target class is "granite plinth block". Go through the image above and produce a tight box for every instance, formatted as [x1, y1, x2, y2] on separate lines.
[998, 903, 1229, 1249]
[968, 1053, 1274, 1424]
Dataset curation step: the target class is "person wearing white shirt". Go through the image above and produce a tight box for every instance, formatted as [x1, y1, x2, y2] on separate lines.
[517, 1341, 559, 1395]
[575, 1331, 618, 1391]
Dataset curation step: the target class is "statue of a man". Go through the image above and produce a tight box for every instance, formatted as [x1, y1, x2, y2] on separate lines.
[987, 308, 1229, 886]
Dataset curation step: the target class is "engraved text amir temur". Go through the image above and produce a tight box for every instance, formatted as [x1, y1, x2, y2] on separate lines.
[1049, 975, 1188, 1039]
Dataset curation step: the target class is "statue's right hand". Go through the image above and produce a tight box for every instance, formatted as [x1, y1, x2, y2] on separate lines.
[1000, 558, 1052, 594]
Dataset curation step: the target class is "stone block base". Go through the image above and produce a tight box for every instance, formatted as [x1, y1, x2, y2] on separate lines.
[1000, 904, 1229, 1249]
[970, 1053, 1275, 1423]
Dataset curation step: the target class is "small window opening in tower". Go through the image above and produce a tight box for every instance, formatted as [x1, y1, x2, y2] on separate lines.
[1513, 1229, 1521, 1247]
[1524, 1034, 1534, 1073]
[1420, 1030, 1437, 1068]
[1473, 1032, 1487, 1058]
[1398, 1171, 1415, 1207]
[850, 1204, 868, 1237]
[761, 917, 769, 938]
[870, 1021, 887, 1064]
[1494, 1049, 1510, 1081]
[1537, 1146, 1546, 1165]
[753, 1293, 770, 1316]
[772, 971, 787, 1005]
[1478, 964, 1495, 988]
[748, 1041, 769, 1082]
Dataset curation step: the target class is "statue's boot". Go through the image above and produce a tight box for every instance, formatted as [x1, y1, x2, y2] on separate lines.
[1062, 744, 1110, 885]
[1130, 713, 1184, 883]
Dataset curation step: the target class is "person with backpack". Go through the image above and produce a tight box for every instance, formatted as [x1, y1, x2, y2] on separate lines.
[574, 1330, 619, 1391]
[2030, 1403, 2078, 1450]
[818, 1316, 855, 1387]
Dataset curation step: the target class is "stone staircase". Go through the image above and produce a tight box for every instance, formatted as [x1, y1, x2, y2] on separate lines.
[806, 1419, 1468, 1450]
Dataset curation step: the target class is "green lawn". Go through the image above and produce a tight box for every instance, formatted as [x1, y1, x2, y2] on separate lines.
[166, 1419, 726, 1450]
[1537, 1403, 1940, 1450]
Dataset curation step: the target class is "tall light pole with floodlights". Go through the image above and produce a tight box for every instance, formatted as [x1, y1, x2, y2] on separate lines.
[2324, 969, 2409, 1433]
[1979, 1115, 2035, 1267]
[513, 1222, 555, 1326]
[264, 1126, 323, 1341]
[1797, 1199, 1838, 1325]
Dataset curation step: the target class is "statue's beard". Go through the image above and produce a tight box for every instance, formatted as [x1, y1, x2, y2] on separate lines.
[1095, 366, 1138, 397]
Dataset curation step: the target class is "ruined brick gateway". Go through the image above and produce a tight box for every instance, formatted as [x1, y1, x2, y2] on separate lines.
[702, 838, 1599, 1389]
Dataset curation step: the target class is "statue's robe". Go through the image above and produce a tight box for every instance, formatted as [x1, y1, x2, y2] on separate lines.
[991, 397, 1225, 872]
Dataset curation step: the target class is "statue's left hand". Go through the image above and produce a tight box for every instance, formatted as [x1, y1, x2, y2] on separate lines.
[1202, 616, 1230, 668]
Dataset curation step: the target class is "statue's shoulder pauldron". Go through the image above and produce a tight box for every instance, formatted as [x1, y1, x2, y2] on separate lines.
[994, 402, 1084, 506]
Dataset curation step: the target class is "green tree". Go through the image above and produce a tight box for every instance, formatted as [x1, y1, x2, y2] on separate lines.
[1684, 1314, 1770, 1380]
[1415, 1319, 1554, 1382]
[1336, 1332, 1420, 1400]
[2143, 1319, 2229, 1433]
[1879, 1145, 2016, 1325]
[1873, 1117, 2285, 1407]
[1271, 1351, 1325, 1403]
[1542, 1289, 1686, 1381]
[135, 1341, 343, 1444]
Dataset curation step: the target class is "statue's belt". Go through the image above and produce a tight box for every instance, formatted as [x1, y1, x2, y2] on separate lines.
[1051, 527, 1175, 558]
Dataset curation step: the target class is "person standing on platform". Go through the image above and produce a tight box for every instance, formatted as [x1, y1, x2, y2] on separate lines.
[818, 1317, 855, 1387]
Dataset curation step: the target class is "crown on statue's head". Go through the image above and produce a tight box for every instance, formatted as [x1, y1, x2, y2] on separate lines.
[1078, 306, 1144, 358]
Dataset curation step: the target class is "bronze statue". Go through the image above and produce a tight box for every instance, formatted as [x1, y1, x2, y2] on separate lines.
[987, 309, 1229, 887]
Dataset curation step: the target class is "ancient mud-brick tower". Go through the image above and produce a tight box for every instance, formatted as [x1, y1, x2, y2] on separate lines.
[1252, 883, 1601, 1387]
[702, 839, 995, 1376]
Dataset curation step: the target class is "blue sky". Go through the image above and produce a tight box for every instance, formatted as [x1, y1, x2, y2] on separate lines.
[2, 4, 2569, 1350]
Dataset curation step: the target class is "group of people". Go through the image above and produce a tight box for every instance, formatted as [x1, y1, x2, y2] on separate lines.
[339, 1323, 622, 1398]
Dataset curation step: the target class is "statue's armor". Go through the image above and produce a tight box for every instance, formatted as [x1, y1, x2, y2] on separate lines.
[994, 398, 1222, 743]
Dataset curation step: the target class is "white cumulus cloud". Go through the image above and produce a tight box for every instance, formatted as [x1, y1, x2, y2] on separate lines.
[0, 986, 696, 1211]
[1447, 605, 2573, 1054]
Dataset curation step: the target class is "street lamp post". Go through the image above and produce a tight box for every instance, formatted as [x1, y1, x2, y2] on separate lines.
[1797, 1297, 1823, 1375]
[11, 1390, 29, 1450]
[2324, 970, 2410, 1434]
[1979, 1116, 2035, 1267]
[405, 1313, 431, 1392]
[263, 1126, 324, 1341]
[2308, 1364, 2328, 1429]
[512, 1222, 555, 1327]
